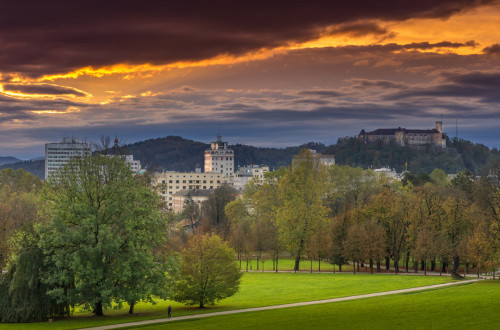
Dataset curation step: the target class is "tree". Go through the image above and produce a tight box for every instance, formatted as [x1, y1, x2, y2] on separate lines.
[326, 165, 381, 271]
[430, 168, 449, 186]
[441, 187, 472, 278]
[182, 192, 201, 233]
[0, 225, 69, 323]
[173, 234, 241, 308]
[38, 155, 169, 316]
[226, 198, 254, 270]
[0, 169, 40, 272]
[202, 184, 237, 240]
[276, 149, 329, 271]
[246, 169, 285, 271]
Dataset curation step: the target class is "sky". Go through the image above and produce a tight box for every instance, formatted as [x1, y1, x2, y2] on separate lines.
[1, 0, 499, 159]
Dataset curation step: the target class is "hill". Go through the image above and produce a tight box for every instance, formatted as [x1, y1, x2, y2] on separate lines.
[326, 136, 500, 174]
[1, 135, 498, 179]
[0, 159, 44, 178]
[0, 156, 21, 166]
[121, 136, 328, 172]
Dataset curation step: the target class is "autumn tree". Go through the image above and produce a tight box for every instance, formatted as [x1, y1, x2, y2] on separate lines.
[276, 149, 329, 271]
[173, 234, 241, 308]
[226, 198, 254, 270]
[327, 165, 381, 271]
[369, 185, 413, 274]
[245, 169, 285, 271]
[202, 184, 237, 240]
[441, 187, 472, 278]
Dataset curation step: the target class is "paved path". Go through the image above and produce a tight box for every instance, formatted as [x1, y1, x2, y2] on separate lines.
[80, 279, 482, 330]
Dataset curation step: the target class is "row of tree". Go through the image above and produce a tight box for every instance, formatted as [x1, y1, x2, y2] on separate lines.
[192, 150, 499, 278]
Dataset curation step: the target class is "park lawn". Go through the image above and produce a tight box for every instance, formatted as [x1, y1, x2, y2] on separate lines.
[237, 258, 349, 272]
[0, 273, 454, 330]
[129, 280, 500, 330]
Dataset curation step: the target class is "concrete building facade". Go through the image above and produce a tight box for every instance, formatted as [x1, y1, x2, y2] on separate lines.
[154, 172, 230, 208]
[44, 137, 91, 179]
[204, 134, 234, 177]
[172, 189, 212, 212]
[232, 165, 269, 191]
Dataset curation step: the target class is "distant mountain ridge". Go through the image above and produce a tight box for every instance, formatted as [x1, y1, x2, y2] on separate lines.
[1, 135, 498, 179]
[0, 156, 21, 166]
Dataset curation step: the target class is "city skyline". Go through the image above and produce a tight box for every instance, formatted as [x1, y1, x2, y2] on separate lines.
[1, 1, 499, 158]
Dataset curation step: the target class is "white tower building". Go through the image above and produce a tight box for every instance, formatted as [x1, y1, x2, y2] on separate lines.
[204, 134, 234, 176]
[44, 137, 91, 179]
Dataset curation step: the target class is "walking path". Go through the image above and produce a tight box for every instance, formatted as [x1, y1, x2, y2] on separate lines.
[79, 279, 482, 330]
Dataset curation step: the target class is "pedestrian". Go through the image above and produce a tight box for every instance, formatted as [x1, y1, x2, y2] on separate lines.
[168, 305, 172, 318]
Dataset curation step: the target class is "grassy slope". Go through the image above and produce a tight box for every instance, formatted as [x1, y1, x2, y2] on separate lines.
[1, 273, 452, 329]
[132, 280, 500, 330]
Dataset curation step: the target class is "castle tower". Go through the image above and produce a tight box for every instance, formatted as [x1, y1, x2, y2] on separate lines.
[204, 134, 234, 177]
[435, 121, 443, 133]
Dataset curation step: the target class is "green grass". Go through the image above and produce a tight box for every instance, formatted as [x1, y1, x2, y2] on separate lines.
[0, 272, 454, 329]
[129, 280, 500, 329]
[237, 258, 347, 272]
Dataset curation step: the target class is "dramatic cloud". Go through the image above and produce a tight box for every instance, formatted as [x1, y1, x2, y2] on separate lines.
[2, 84, 89, 97]
[483, 43, 500, 55]
[1, 1, 499, 158]
[0, 0, 493, 77]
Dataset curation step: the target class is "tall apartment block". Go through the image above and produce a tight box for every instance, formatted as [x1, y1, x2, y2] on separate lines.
[204, 134, 234, 177]
[44, 137, 91, 179]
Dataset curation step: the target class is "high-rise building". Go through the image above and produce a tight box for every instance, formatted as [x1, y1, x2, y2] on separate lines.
[204, 134, 234, 177]
[44, 137, 91, 179]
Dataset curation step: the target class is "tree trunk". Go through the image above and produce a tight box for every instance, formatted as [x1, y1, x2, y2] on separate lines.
[394, 258, 399, 274]
[413, 259, 418, 273]
[200, 300, 204, 308]
[420, 260, 425, 271]
[376, 261, 381, 273]
[294, 238, 304, 271]
[424, 260, 427, 275]
[431, 259, 436, 272]
[338, 264, 341, 272]
[405, 251, 410, 273]
[276, 254, 279, 273]
[128, 301, 135, 315]
[385, 257, 390, 270]
[94, 302, 104, 316]
[318, 259, 321, 272]
[451, 255, 461, 279]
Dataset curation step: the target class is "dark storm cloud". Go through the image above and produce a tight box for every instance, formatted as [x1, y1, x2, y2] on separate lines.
[349, 79, 408, 89]
[0, 0, 493, 77]
[298, 90, 343, 98]
[328, 22, 390, 37]
[337, 41, 477, 55]
[483, 43, 500, 55]
[386, 71, 500, 103]
[2, 84, 89, 97]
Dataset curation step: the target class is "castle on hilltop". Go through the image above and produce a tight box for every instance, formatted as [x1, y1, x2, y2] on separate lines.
[358, 121, 446, 148]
